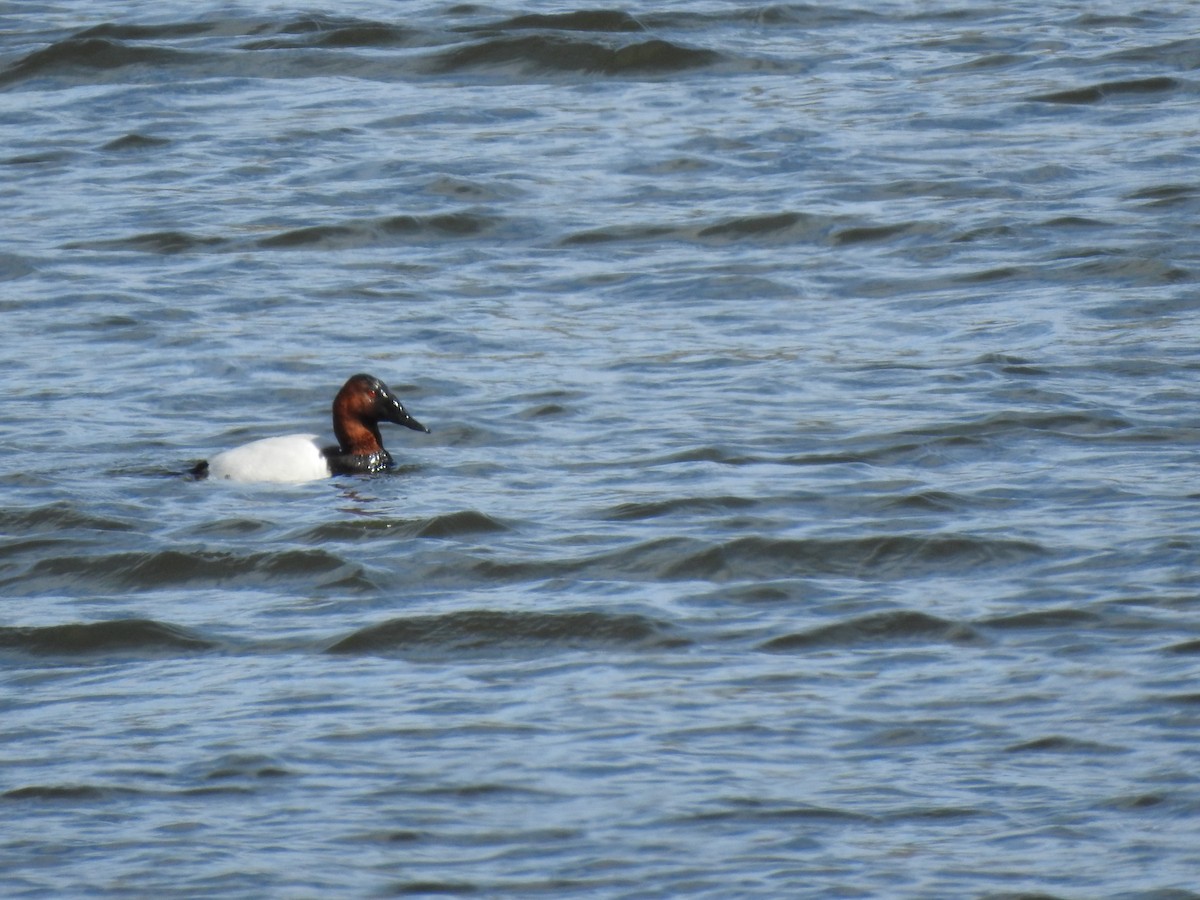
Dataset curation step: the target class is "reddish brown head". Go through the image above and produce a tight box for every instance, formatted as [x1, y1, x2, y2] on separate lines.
[331, 373, 429, 456]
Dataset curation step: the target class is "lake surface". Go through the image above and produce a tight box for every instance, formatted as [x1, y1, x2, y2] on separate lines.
[2, 1, 1200, 896]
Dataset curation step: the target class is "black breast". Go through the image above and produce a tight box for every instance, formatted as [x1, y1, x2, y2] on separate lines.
[322, 446, 395, 475]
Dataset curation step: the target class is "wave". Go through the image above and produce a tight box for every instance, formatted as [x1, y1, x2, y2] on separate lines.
[1106, 35, 1200, 68]
[11, 547, 372, 592]
[563, 211, 830, 246]
[659, 534, 1044, 581]
[661, 404, 1140, 471]
[0, 619, 215, 655]
[441, 531, 1048, 587]
[1125, 183, 1199, 209]
[874, 409, 1137, 448]
[427, 34, 721, 77]
[1165, 639, 1200, 655]
[1030, 75, 1180, 104]
[762, 610, 982, 651]
[978, 608, 1101, 630]
[327, 609, 684, 655]
[697, 211, 825, 241]
[0, 599, 1178, 661]
[257, 212, 495, 249]
[562, 210, 939, 248]
[4, 753, 289, 802]
[480, 10, 646, 33]
[0, 501, 137, 534]
[0, 36, 197, 87]
[66, 230, 229, 254]
[1003, 735, 1124, 754]
[0, 609, 682, 660]
[602, 495, 760, 521]
[0, 4, 1018, 93]
[1, 13, 737, 89]
[102, 133, 171, 151]
[3, 784, 138, 801]
[74, 22, 224, 41]
[299, 510, 509, 541]
[241, 16, 418, 51]
[65, 213, 498, 254]
[760, 601, 1177, 654]
[675, 800, 874, 826]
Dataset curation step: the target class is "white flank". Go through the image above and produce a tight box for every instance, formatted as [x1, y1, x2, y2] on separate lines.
[206, 434, 331, 483]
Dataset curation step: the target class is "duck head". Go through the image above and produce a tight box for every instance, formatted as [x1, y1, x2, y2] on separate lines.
[333, 373, 429, 455]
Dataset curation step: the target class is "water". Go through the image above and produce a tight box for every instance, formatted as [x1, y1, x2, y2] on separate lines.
[2, 2, 1200, 896]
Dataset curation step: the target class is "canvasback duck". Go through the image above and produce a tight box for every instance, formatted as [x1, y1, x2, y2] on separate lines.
[193, 373, 429, 483]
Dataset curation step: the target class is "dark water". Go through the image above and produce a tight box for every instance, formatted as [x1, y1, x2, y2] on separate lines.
[3, 2, 1200, 896]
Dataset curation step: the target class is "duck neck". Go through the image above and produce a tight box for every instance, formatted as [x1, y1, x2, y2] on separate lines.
[335, 418, 384, 457]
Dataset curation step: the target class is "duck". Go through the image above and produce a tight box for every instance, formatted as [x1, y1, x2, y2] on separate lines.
[192, 373, 429, 483]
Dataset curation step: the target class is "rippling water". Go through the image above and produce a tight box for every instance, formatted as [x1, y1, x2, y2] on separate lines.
[3, 2, 1200, 896]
